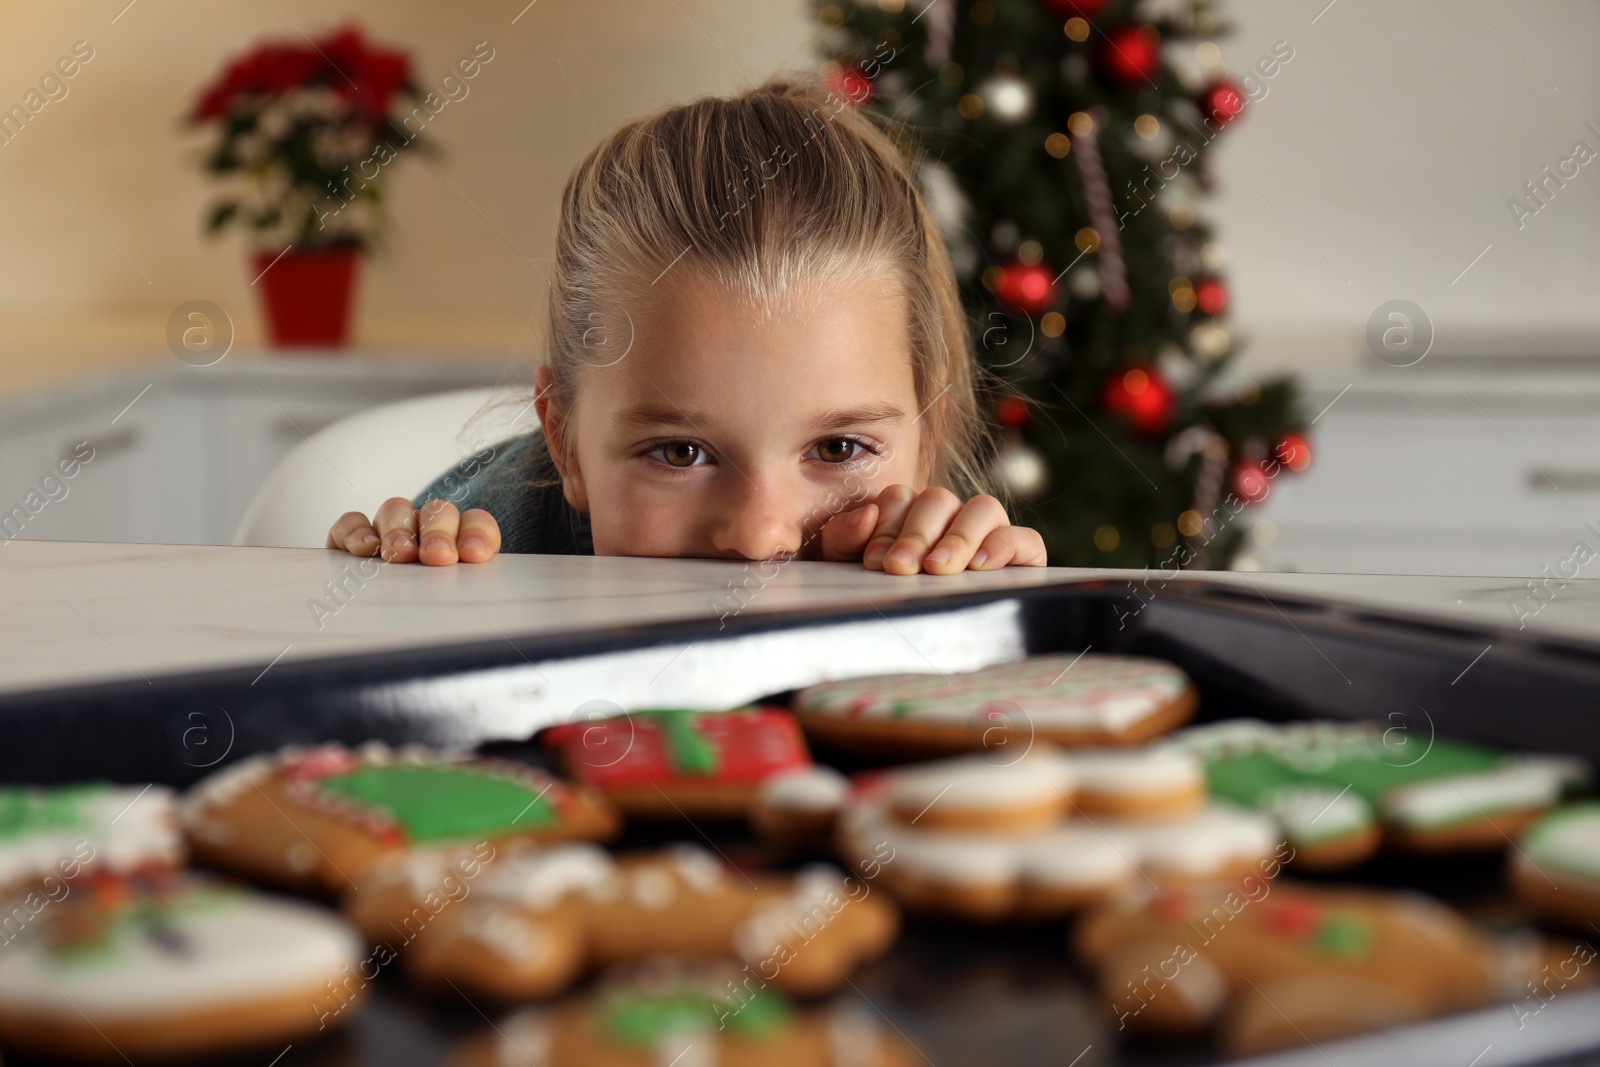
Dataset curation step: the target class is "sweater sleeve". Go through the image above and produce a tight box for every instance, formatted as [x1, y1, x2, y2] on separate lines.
[411, 431, 594, 555]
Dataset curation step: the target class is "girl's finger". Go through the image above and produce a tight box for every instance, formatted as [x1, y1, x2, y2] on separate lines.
[374, 497, 422, 563]
[921, 494, 1009, 575]
[818, 502, 880, 562]
[862, 484, 918, 570]
[457, 509, 502, 563]
[327, 511, 380, 556]
[880, 487, 963, 576]
[971, 526, 1049, 570]
[416, 500, 462, 566]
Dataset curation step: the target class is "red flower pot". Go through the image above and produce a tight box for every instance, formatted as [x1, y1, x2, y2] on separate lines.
[252, 248, 360, 348]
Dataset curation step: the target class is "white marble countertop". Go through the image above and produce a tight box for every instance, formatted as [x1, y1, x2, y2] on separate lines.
[3, 540, 1598, 700]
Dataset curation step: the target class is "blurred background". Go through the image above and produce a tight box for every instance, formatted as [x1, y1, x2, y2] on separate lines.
[3, 0, 1598, 581]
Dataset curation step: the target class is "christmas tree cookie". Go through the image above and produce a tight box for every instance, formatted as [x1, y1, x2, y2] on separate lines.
[181, 742, 619, 894]
[1172, 720, 1589, 869]
[541, 706, 814, 818]
[449, 958, 920, 1067]
[1076, 881, 1589, 1056]
[0, 782, 182, 896]
[793, 652, 1196, 758]
[0, 870, 363, 1062]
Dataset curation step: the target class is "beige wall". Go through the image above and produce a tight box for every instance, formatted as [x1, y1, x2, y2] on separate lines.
[0, 0, 815, 391]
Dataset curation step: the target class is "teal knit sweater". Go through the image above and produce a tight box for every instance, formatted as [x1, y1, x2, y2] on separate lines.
[411, 431, 593, 555]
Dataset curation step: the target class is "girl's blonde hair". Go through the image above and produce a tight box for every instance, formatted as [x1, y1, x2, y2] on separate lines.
[531, 75, 997, 503]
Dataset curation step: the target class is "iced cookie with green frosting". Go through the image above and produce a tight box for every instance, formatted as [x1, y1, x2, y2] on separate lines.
[0, 869, 362, 1062]
[448, 958, 920, 1067]
[1172, 719, 1589, 869]
[181, 742, 620, 894]
[1512, 803, 1600, 931]
[0, 783, 182, 896]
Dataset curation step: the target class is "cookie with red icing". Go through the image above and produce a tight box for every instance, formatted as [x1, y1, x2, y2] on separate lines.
[1076, 880, 1587, 1056]
[793, 653, 1197, 758]
[449, 958, 920, 1067]
[541, 706, 814, 820]
[180, 742, 619, 894]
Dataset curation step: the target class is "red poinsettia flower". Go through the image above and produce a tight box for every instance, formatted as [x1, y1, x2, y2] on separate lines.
[191, 24, 412, 123]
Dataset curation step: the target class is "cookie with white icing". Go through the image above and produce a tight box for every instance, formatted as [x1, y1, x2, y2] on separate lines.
[449, 958, 920, 1067]
[0, 870, 363, 1062]
[792, 652, 1196, 757]
[1076, 881, 1588, 1056]
[180, 742, 620, 895]
[834, 745, 1278, 921]
[1511, 803, 1600, 931]
[343, 842, 897, 1002]
[1174, 719, 1589, 868]
[0, 782, 182, 896]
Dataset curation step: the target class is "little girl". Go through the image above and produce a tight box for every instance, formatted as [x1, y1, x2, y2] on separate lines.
[326, 77, 1045, 576]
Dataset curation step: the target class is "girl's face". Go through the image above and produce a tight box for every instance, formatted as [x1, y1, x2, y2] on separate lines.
[538, 270, 928, 561]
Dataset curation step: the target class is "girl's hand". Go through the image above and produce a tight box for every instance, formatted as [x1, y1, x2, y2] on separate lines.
[326, 498, 502, 565]
[819, 484, 1046, 574]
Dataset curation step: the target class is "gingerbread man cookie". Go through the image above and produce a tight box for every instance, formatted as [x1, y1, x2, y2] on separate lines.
[0, 782, 182, 897]
[344, 842, 898, 1002]
[834, 744, 1281, 921]
[181, 742, 619, 894]
[0, 870, 364, 1063]
[1174, 719, 1588, 868]
[793, 653, 1196, 758]
[1076, 881, 1586, 1056]
[541, 707, 815, 819]
[450, 958, 920, 1067]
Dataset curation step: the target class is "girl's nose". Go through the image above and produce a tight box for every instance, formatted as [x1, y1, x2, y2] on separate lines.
[708, 474, 803, 561]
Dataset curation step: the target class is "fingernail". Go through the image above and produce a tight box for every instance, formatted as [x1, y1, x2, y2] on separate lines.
[854, 507, 874, 525]
[424, 537, 448, 553]
[886, 546, 915, 568]
[972, 550, 989, 569]
[926, 547, 951, 565]
[460, 536, 485, 552]
[391, 533, 414, 548]
[359, 532, 378, 546]
[864, 542, 889, 565]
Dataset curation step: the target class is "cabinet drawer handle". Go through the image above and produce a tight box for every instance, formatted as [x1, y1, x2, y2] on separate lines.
[67, 428, 139, 461]
[1528, 467, 1600, 491]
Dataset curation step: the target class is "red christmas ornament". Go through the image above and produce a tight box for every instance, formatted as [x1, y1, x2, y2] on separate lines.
[1043, 0, 1109, 16]
[1275, 433, 1313, 473]
[1100, 367, 1175, 437]
[1194, 277, 1228, 316]
[1200, 79, 1246, 127]
[993, 261, 1057, 316]
[825, 63, 873, 106]
[996, 395, 1032, 429]
[1233, 459, 1271, 504]
[1098, 24, 1161, 87]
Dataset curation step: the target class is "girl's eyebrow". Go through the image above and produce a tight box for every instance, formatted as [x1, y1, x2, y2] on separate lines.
[808, 404, 906, 431]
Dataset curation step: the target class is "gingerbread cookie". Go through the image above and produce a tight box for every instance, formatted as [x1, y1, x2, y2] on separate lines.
[834, 745, 1279, 921]
[0, 782, 182, 896]
[750, 765, 852, 846]
[344, 842, 897, 1001]
[1076, 881, 1585, 1056]
[793, 653, 1196, 757]
[541, 707, 814, 819]
[1511, 802, 1600, 931]
[1174, 719, 1588, 868]
[181, 742, 619, 894]
[0, 870, 364, 1062]
[450, 958, 919, 1067]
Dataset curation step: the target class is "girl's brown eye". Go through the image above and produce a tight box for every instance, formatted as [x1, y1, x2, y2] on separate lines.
[817, 438, 858, 464]
[662, 443, 700, 468]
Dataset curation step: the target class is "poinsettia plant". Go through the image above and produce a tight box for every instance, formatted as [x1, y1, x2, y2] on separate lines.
[190, 25, 427, 252]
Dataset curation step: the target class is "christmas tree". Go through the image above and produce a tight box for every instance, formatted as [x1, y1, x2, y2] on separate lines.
[816, 0, 1310, 569]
